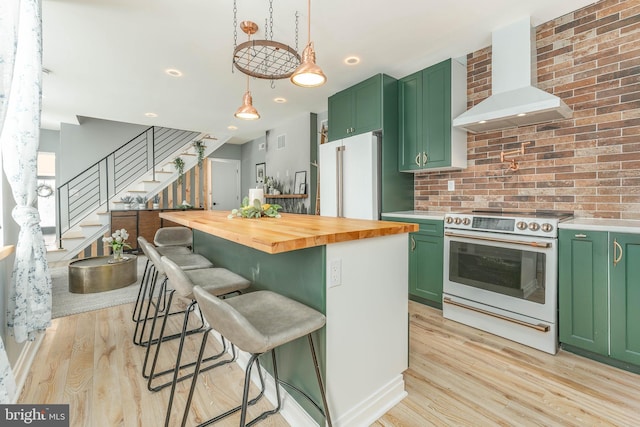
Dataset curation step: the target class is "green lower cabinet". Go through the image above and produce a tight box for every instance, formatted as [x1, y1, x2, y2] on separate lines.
[559, 229, 640, 370]
[558, 230, 608, 354]
[409, 232, 443, 306]
[610, 233, 640, 366]
[382, 216, 443, 307]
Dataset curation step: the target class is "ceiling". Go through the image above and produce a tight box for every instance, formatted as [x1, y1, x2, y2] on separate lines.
[41, 0, 595, 144]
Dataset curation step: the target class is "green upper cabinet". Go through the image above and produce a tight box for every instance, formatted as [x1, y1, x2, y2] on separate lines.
[558, 229, 609, 354]
[398, 58, 467, 172]
[327, 74, 414, 213]
[610, 233, 640, 366]
[328, 74, 382, 141]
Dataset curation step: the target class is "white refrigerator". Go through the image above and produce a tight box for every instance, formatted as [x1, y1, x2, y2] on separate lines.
[319, 131, 380, 220]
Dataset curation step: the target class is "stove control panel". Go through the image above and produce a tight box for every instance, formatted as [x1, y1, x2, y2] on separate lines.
[444, 213, 560, 237]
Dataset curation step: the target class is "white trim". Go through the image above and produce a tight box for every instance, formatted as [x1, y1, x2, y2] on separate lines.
[333, 375, 406, 427]
[11, 332, 45, 403]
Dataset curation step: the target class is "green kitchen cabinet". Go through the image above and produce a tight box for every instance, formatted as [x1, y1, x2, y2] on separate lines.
[382, 216, 443, 307]
[558, 229, 608, 354]
[398, 58, 467, 172]
[328, 74, 382, 141]
[327, 74, 414, 213]
[610, 233, 640, 366]
[559, 229, 640, 370]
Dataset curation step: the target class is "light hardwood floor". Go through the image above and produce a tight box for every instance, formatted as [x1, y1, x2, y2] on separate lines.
[20, 300, 640, 426]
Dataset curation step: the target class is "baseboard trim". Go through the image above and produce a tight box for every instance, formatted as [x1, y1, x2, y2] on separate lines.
[11, 332, 45, 403]
[333, 375, 407, 427]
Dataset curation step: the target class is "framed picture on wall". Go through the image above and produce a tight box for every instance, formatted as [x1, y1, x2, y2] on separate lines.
[294, 171, 307, 194]
[256, 163, 266, 184]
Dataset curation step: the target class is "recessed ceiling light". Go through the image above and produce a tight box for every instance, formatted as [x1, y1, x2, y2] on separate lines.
[344, 56, 360, 65]
[227, 125, 238, 131]
[165, 68, 183, 77]
[517, 113, 527, 117]
[274, 97, 287, 103]
[145, 112, 158, 118]
[478, 120, 487, 124]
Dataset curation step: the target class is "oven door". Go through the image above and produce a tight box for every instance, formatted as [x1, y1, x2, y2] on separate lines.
[443, 229, 557, 323]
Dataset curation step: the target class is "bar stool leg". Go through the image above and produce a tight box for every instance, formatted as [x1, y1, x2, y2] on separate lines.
[142, 289, 175, 379]
[131, 258, 150, 322]
[309, 334, 332, 427]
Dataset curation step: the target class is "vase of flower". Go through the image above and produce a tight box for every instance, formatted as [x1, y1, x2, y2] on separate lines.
[113, 246, 123, 262]
[103, 228, 131, 263]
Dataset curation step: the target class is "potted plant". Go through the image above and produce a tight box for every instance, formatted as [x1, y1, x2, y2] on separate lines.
[120, 195, 134, 210]
[173, 156, 185, 184]
[193, 140, 206, 167]
[152, 194, 160, 209]
[135, 195, 147, 209]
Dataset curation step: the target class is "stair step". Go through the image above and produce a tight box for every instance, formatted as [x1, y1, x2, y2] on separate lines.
[127, 190, 147, 194]
[79, 221, 102, 227]
[180, 153, 196, 156]
[143, 180, 161, 184]
[62, 231, 85, 239]
[155, 170, 172, 174]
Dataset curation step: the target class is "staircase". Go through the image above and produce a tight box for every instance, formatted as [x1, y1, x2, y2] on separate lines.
[48, 126, 227, 262]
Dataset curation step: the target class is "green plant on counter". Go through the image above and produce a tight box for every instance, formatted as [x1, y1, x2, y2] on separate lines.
[173, 156, 185, 184]
[228, 197, 282, 219]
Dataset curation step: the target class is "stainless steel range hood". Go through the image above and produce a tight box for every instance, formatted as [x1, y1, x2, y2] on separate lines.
[453, 17, 572, 134]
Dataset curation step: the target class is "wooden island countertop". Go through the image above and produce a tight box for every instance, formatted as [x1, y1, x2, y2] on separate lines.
[160, 210, 418, 254]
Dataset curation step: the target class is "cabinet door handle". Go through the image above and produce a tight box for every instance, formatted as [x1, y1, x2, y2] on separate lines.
[575, 234, 587, 238]
[423, 152, 428, 165]
[613, 239, 623, 266]
[411, 236, 416, 252]
[415, 153, 421, 167]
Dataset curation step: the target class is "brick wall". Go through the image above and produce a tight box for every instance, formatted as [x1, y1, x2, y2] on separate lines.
[414, 0, 640, 219]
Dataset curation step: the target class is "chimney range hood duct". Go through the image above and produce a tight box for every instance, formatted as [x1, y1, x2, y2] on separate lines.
[453, 17, 572, 134]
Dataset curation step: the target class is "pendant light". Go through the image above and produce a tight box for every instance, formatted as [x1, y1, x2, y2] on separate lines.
[291, 0, 326, 87]
[234, 75, 260, 120]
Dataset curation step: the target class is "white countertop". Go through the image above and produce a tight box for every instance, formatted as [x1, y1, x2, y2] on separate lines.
[560, 218, 640, 234]
[382, 210, 446, 221]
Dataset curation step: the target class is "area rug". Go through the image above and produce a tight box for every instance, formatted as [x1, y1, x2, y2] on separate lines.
[50, 255, 148, 319]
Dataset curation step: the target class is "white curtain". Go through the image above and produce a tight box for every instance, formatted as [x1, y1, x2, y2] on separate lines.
[0, 0, 50, 402]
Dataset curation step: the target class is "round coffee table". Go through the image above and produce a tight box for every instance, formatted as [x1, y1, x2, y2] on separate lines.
[68, 255, 137, 294]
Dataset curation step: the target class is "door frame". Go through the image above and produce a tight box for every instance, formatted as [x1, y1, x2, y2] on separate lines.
[207, 158, 241, 210]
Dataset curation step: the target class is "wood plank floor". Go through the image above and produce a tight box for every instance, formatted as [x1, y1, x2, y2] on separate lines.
[20, 300, 640, 426]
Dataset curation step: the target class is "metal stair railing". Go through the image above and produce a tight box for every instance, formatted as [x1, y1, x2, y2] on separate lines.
[56, 126, 200, 249]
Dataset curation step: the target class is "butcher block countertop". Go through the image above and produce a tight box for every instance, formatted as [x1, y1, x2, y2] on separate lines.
[160, 210, 419, 254]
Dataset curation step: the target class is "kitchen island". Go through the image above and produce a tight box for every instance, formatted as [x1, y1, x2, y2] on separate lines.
[160, 210, 417, 426]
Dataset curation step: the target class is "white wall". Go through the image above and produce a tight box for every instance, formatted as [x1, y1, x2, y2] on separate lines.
[58, 118, 148, 184]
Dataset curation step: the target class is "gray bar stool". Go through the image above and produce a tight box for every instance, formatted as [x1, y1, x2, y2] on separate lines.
[178, 287, 332, 427]
[157, 256, 251, 424]
[154, 226, 193, 247]
[132, 236, 192, 325]
[134, 237, 214, 347]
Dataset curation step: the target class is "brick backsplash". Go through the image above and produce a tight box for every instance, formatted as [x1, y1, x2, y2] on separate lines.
[414, 0, 640, 219]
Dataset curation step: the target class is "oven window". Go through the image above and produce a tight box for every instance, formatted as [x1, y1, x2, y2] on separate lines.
[449, 241, 546, 304]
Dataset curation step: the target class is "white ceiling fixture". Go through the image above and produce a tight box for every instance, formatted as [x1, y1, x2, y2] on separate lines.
[344, 56, 360, 66]
[165, 69, 183, 77]
[453, 17, 572, 133]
